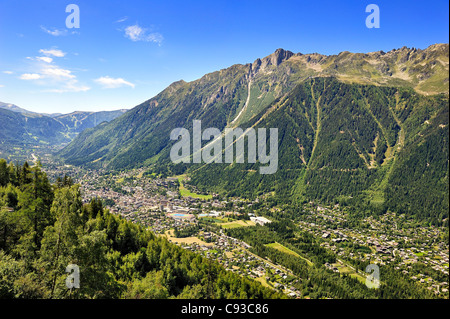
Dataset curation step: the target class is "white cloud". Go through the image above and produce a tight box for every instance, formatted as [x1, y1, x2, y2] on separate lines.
[39, 49, 66, 58]
[19, 50, 90, 92]
[3, 71, 13, 74]
[116, 16, 128, 23]
[0, 84, 4, 88]
[94, 76, 135, 89]
[41, 26, 68, 36]
[36, 56, 53, 63]
[20, 73, 42, 80]
[124, 24, 163, 44]
[46, 82, 90, 93]
[41, 66, 75, 79]
[27, 56, 53, 63]
[41, 66, 89, 92]
[124, 25, 144, 41]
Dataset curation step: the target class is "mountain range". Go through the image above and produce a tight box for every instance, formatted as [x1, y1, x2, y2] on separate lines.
[50, 44, 450, 223]
[0, 102, 127, 156]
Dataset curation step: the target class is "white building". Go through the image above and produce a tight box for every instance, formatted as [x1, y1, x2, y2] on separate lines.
[250, 216, 272, 225]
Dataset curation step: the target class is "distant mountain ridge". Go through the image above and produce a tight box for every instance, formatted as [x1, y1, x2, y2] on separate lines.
[52, 110, 128, 134]
[0, 103, 127, 153]
[0, 107, 69, 146]
[0, 102, 40, 115]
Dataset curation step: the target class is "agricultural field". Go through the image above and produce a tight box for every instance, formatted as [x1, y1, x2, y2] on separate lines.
[220, 220, 256, 229]
[331, 261, 367, 284]
[176, 175, 213, 199]
[163, 229, 213, 247]
[255, 276, 273, 289]
[266, 242, 314, 267]
[199, 216, 228, 223]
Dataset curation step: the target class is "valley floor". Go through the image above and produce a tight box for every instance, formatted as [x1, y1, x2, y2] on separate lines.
[42, 163, 449, 299]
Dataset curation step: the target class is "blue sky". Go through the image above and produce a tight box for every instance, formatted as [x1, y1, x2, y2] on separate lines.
[0, 0, 448, 114]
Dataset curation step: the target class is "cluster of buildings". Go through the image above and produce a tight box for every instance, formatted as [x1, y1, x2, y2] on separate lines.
[39, 164, 448, 298]
[298, 205, 449, 296]
[249, 214, 272, 226]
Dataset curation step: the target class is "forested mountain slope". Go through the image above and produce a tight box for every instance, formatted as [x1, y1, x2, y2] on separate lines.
[0, 160, 282, 299]
[59, 44, 449, 169]
[0, 105, 127, 158]
[189, 78, 448, 225]
[58, 45, 449, 224]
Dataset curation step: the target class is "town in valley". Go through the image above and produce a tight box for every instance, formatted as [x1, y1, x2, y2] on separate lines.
[40, 160, 449, 298]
